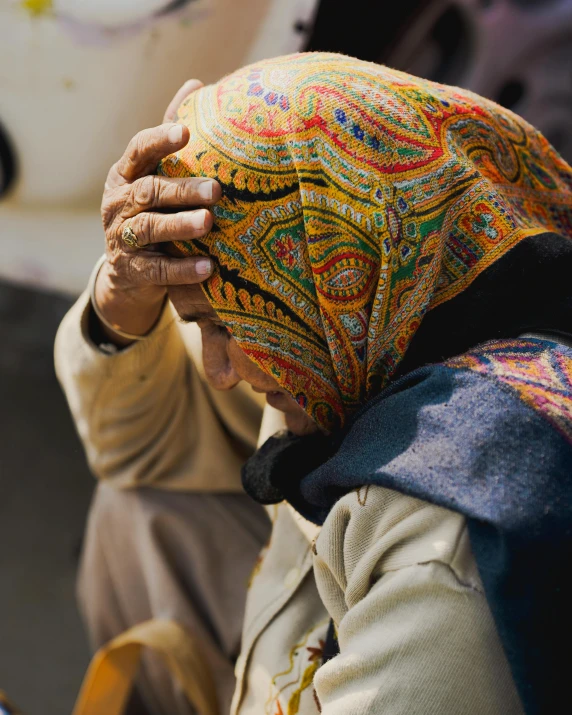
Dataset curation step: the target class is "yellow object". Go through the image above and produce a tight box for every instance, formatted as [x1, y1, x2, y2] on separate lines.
[72, 619, 219, 715]
[20, 0, 53, 17]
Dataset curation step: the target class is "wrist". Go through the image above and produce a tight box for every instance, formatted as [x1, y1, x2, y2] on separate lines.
[92, 258, 166, 347]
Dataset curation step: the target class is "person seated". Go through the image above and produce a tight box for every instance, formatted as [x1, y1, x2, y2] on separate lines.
[58, 53, 572, 714]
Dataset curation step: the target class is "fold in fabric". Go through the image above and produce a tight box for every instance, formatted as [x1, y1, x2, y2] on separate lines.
[244, 338, 572, 715]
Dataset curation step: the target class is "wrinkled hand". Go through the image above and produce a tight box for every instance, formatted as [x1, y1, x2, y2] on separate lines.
[95, 79, 220, 345]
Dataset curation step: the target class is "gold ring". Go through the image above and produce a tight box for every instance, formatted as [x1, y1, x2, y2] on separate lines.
[121, 224, 140, 249]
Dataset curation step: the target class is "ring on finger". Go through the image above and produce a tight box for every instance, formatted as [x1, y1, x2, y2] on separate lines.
[121, 224, 140, 249]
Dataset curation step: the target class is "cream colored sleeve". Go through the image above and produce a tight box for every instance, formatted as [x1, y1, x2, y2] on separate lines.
[312, 486, 524, 715]
[54, 291, 263, 491]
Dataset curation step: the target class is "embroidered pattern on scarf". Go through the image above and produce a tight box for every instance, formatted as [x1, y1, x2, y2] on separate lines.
[446, 339, 572, 445]
[159, 52, 572, 430]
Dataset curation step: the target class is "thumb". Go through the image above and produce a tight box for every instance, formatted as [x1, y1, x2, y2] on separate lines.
[162, 79, 204, 123]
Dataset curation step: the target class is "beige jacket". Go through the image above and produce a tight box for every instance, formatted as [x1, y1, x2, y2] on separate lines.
[55, 292, 523, 715]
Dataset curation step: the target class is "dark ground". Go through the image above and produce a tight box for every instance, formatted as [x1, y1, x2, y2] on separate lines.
[0, 280, 94, 714]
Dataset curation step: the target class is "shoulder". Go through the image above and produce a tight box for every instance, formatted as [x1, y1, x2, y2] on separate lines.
[314, 485, 482, 608]
[296, 338, 572, 527]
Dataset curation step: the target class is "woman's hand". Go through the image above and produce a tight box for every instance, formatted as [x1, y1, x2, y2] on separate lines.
[95, 79, 221, 346]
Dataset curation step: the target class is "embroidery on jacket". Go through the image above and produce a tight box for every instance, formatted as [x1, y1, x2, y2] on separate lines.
[266, 621, 328, 715]
[356, 485, 371, 506]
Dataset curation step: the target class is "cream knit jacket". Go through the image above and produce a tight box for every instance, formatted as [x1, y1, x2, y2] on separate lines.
[55, 292, 523, 715]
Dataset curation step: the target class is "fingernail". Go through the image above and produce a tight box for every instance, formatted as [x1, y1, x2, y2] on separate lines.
[198, 181, 213, 201]
[196, 258, 212, 276]
[189, 210, 208, 229]
[168, 124, 183, 144]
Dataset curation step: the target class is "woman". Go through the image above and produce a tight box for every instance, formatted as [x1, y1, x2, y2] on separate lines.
[155, 52, 572, 714]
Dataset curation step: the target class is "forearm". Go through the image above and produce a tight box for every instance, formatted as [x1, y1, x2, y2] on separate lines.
[55, 290, 182, 481]
[55, 291, 250, 490]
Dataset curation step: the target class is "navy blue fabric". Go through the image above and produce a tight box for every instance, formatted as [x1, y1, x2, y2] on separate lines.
[249, 341, 572, 714]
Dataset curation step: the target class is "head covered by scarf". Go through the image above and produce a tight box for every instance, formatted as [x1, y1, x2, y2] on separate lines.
[159, 52, 572, 432]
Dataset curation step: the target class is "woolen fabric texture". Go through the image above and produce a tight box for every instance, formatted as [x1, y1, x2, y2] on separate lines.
[159, 52, 572, 431]
[243, 337, 572, 715]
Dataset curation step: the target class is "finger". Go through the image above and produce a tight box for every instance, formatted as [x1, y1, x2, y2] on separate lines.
[110, 123, 190, 186]
[119, 208, 213, 248]
[163, 79, 204, 123]
[121, 175, 221, 218]
[127, 253, 213, 286]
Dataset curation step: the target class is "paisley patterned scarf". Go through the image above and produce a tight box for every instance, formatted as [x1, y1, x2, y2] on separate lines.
[159, 52, 572, 431]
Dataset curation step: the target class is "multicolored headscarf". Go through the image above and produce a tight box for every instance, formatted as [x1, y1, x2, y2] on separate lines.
[159, 52, 572, 431]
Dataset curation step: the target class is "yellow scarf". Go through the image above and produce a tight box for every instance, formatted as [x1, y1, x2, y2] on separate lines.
[160, 52, 572, 430]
